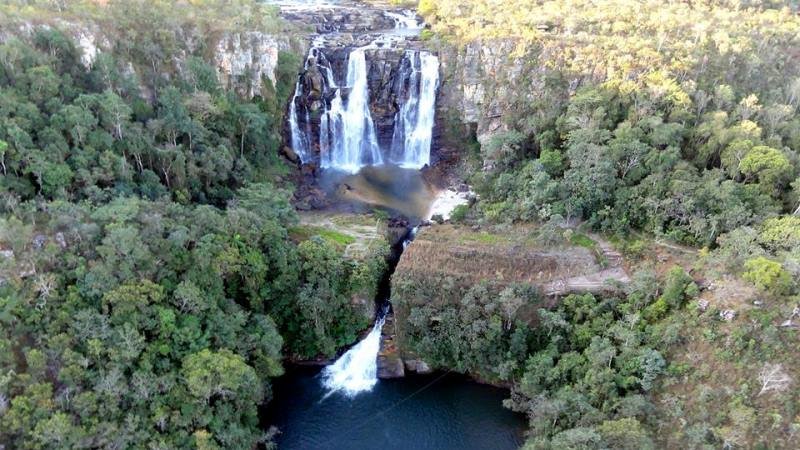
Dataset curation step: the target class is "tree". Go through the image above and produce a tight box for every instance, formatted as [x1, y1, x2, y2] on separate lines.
[757, 363, 792, 396]
[233, 102, 268, 158]
[234, 182, 297, 227]
[54, 104, 97, 147]
[759, 216, 800, 252]
[98, 90, 132, 140]
[0, 140, 8, 175]
[738, 145, 792, 193]
[548, 427, 603, 449]
[597, 418, 655, 450]
[182, 348, 261, 403]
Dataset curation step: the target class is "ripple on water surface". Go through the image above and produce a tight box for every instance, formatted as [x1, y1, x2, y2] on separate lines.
[263, 368, 527, 450]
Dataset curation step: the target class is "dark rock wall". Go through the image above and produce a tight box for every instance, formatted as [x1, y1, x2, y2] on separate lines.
[365, 49, 404, 150]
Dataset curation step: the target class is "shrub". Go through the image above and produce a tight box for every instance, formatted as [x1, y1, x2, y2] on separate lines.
[759, 216, 800, 252]
[743, 257, 793, 295]
[450, 204, 469, 223]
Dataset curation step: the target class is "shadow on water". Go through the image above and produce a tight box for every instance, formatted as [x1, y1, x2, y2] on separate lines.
[262, 366, 527, 450]
[318, 164, 436, 220]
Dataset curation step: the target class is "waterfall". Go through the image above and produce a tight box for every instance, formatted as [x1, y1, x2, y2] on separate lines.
[402, 226, 418, 250]
[321, 315, 386, 397]
[288, 80, 308, 163]
[390, 51, 440, 168]
[321, 49, 383, 173]
[288, 41, 439, 172]
[288, 46, 322, 164]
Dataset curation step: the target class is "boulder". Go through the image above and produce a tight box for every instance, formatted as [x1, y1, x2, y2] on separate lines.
[282, 146, 301, 164]
[377, 353, 405, 378]
[404, 359, 432, 374]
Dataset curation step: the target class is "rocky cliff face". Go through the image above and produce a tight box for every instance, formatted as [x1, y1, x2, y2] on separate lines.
[0, 20, 305, 100]
[213, 31, 303, 98]
[436, 39, 528, 144]
[388, 224, 630, 376]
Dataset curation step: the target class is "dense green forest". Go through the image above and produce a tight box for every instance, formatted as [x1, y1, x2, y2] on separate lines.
[396, 0, 800, 448]
[0, 1, 386, 448]
[424, 0, 800, 244]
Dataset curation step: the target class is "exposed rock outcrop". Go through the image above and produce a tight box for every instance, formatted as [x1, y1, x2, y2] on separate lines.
[391, 224, 631, 355]
[436, 39, 528, 144]
[377, 312, 405, 378]
[280, 4, 396, 34]
[214, 32, 301, 98]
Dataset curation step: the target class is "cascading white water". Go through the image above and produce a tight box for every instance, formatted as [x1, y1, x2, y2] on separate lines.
[289, 39, 440, 172]
[321, 49, 383, 173]
[321, 315, 386, 397]
[384, 10, 422, 30]
[390, 51, 440, 168]
[402, 226, 418, 250]
[288, 79, 308, 163]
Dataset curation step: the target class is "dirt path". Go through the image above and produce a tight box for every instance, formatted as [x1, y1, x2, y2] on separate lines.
[542, 233, 630, 296]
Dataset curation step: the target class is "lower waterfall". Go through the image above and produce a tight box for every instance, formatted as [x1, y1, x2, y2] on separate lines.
[321, 224, 415, 398]
[321, 314, 386, 397]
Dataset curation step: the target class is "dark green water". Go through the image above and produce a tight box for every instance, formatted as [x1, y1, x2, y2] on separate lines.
[264, 367, 526, 450]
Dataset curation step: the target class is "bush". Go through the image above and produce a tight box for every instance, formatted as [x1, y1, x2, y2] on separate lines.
[743, 257, 793, 295]
[449, 204, 469, 223]
[759, 216, 800, 252]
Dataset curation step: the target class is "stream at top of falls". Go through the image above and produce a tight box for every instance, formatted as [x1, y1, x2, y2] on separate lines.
[268, 3, 525, 448]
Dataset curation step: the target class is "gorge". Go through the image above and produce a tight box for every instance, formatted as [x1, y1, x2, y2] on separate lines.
[269, 1, 525, 447]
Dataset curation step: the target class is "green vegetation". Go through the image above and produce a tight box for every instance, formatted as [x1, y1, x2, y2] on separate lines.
[407, 0, 800, 448]
[0, 190, 388, 449]
[396, 267, 699, 447]
[0, 2, 387, 449]
[424, 0, 800, 244]
[3, 0, 800, 448]
[0, 0, 302, 206]
[289, 225, 357, 247]
[742, 256, 792, 295]
[567, 232, 596, 250]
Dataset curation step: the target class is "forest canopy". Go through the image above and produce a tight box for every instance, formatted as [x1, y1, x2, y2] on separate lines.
[0, 1, 386, 449]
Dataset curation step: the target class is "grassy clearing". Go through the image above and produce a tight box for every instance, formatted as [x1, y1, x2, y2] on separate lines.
[568, 232, 597, 250]
[289, 226, 356, 247]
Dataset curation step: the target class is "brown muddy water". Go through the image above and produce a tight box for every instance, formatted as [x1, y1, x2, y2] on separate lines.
[318, 165, 437, 219]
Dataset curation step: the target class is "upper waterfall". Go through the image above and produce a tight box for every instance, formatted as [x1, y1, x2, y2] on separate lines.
[287, 41, 439, 173]
[390, 51, 440, 169]
[321, 49, 384, 173]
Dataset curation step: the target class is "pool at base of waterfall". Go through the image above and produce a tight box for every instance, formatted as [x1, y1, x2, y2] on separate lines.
[317, 164, 437, 220]
[263, 367, 527, 450]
